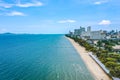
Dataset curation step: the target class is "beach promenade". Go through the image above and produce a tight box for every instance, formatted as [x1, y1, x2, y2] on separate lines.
[67, 37, 111, 80]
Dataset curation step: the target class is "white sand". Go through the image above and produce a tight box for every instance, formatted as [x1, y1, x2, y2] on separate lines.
[67, 37, 111, 80]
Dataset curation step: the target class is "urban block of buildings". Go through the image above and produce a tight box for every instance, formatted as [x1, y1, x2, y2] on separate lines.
[69, 26, 120, 40]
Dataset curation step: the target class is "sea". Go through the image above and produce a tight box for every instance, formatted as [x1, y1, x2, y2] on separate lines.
[0, 34, 94, 80]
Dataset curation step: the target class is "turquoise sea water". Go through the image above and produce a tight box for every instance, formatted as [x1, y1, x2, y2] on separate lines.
[0, 34, 94, 80]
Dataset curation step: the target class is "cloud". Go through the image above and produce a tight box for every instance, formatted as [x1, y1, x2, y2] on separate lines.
[0, 0, 43, 8]
[58, 19, 76, 23]
[0, 3, 13, 8]
[98, 20, 111, 25]
[94, 1, 102, 5]
[6, 11, 26, 16]
[0, 0, 43, 16]
[94, 0, 109, 5]
[16, 1, 43, 8]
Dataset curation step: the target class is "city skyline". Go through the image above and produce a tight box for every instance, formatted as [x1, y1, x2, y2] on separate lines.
[0, 0, 120, 34]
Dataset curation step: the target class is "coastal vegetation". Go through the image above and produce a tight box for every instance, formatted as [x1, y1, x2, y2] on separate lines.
[65, 34, 120, 78]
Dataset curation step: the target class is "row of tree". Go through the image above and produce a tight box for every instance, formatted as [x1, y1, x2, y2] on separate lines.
[65, 34, 120, 78]
[97, 39, 120, 52]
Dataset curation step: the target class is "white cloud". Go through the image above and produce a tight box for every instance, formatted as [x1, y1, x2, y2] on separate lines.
[0, 0, 43, 8]
[98, 20, 111, 25]
[94, 1, 102, 5]
[16, 1, 43, 7]
[94, 0, 109, 5]
[6, 11, 26, 16]
[58, 19, 76, 23]
[0, 3, 13, 8]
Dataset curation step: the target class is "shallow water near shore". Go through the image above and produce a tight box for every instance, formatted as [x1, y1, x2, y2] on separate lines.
[0, 34, 94, 80]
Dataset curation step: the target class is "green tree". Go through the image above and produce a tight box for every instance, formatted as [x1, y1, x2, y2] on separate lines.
[110, 66, 120, 78]
[106, 58, 117, 62]
[105, 61, 117, 69]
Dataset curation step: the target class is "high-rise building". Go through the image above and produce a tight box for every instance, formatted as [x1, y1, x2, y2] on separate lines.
[87, 26, 91, 32]
[74, 26, 85, 36]
[81, 26, 106, 40]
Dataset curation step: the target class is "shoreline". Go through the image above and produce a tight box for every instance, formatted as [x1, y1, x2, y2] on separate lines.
[66, 37, 111, 80]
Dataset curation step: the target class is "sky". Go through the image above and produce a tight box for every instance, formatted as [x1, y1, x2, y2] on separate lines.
[0, 0, 120, 34]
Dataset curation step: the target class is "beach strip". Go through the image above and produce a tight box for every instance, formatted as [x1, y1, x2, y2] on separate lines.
[67, 37, 111, 80]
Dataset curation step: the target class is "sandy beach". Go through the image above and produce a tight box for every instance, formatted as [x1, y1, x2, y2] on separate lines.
[67, 37, 111, 80]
